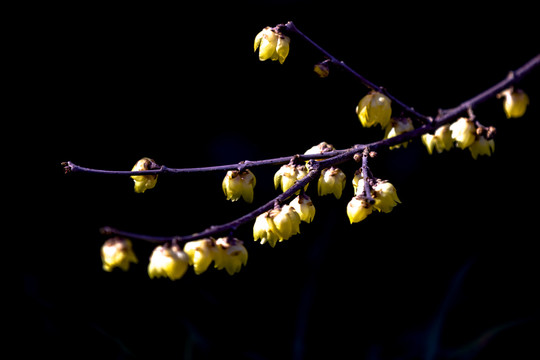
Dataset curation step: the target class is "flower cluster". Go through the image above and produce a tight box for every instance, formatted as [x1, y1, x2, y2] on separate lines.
[347, 170, 401, 223]
[101, 237, 248, 280]
[422, 117, 495, 159]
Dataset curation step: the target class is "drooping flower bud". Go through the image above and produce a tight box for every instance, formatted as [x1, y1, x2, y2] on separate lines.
[222, 169, 256, 203]
[356, 91, 392, 129]
[384, 118, 414, 149]
[148, 244, 189, 280]
[214, 237, 248, 275]
[422, 124, 453, 154]
[372, 180, 401, 213]
[318, 167, 347, 199]
[274, 164, 308, 193]
[289, 193, 316, 223]
[347, 197, 373, 224]
[131, 157, 159, 193]
[254, 27, 290, 64]
[183, 238, 216, 275]
[449, 117, 476, 149]
[253, 209, 282, 248]
[101, 237, 138, 272]
[468, 135, 495, 159]
[272, 204, 301, 240]
[253, 205, 301, 247]
[499, 88, 529, 118]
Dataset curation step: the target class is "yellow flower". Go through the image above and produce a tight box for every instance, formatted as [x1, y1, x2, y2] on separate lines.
[289, 194, 316, 223]
[384, 118, 414, 149]
[183, 238, 216, 275]
[131, 157, 159, 193]
[214, 237, 248, 275]
[356, 92, 392, 129]
[148, 244, 189, 280]
[347, 197, 373, 223]
[422, 124, 453, 154]
[253, 209, 281, 247]
[468, 135, 495, 159]
[274, 164, 308, 193]
[372, 181, 401, 213]
[449, 117, 476, 149]
[273, 204, 301, 240]
[101, 237, 138, 272]
[318, 167, 347, 199]
[254, 27, 290, 64]
[352, 170, 368, 196]
[222, 169, 256, 203]
[500, 88, 529, 118]
[253, 205, 301, 247]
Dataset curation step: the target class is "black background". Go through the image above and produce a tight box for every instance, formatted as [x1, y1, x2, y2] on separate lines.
[23, 1, 539, 359]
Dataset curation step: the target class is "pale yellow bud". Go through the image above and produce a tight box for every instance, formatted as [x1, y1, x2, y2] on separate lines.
[274, 164, 308, 193]
[148, 244, 189, 280]
[131, 157, 159, 193]
[347, 197, 373, 224]
[384, 118, 414, 149]
[468, 135, 495, 160]
[356, 92, 392, 128]
[214, 237, 248, 275]
[318, 167, 346, 199]
[183, 238, 216, 275]
[101, 237, 138, 272]
[372, 181, 401, 213]
[501, 88, 529, 118]
[222, 169, 256, 203]
[289, 194, 316, 223]
[449, 117, 476, 149]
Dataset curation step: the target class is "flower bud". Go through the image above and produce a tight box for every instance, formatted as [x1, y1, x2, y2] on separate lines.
[254, 27, 290, 64]
[356, 92, 392, 129]
[449, 117, 476, 150]
[222, 169, 256, 203]
[422, 124, 453, 154]
[253, 205, 301, 247]
[318, 167, 346, 199]
[500, 88, 529, 118]
[183, 238, 216, 275]
[384, 118, 414, 149]
[101, 237, 138, 272]
[253, 210, 281, 247]
[214, 237, 248, 275]
[352, 170, 368, 196]
[347, 197, 373, 224]
[468, 135, 495, 160]
[289, 194, 316, 223]
[372, 181, 401, 213]
[273, 204, 301, 240]
[131, 158, 159, 193]
[148, 244, 189, 280]
[274, 164, 308, 193]
[314, 61, 330, 78]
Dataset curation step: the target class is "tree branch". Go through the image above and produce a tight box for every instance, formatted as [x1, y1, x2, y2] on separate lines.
[65, 22, 539, 245]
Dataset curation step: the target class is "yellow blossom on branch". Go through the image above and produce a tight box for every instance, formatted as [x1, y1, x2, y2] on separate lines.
[131, 157, 159, 193]
[222, 169, 256, 203]
[254, 27, 290, 64]
[101, 237, 138, 272]
[148, 244, 189, 280]
[356, 91, 392, 129]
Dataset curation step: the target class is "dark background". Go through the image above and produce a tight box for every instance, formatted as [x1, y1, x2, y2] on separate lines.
[23, 1, 539, 359]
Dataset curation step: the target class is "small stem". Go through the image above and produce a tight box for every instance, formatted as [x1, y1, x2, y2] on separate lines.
[361, 149, 375, 204]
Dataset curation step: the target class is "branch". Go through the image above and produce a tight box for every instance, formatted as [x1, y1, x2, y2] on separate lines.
[281, 21, 434, 124]
[66, 22, 539, 245]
